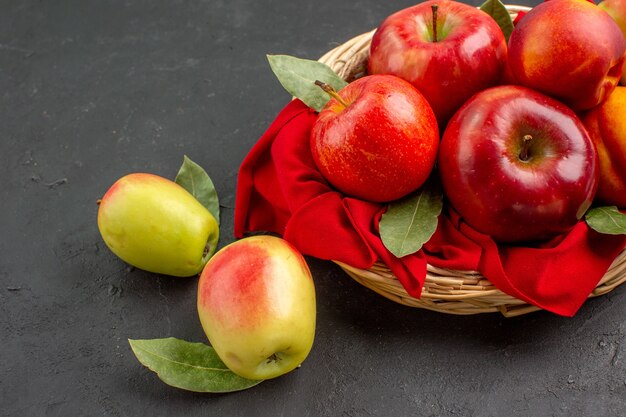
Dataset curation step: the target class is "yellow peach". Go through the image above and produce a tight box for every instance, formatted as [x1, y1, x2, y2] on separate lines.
[583, 86, 626, 207]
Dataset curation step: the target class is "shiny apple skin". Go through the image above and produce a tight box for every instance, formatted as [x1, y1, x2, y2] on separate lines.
[508, 0, 626, 110]
[197, 235, 316, 380]
[368, 0, 507, 127]
[438, 85, 599, 243]
[583, 87, 626, 207]
[310, 74, 439, 203]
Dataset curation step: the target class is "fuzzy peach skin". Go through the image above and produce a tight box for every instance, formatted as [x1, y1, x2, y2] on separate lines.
[508, 0, 626, 110]
[583, 86, 626, 207]
[197, 235, 316, 380]
[598, 0, 626, 84]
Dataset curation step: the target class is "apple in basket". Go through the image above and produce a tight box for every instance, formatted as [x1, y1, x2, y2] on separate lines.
[582, 86, 626, 207]
[368, 0, 508, 127]
[508, 0, 626, 110]
[197, 235, 316, 380]
[438, 85, 599, 243]
[310, 74, 439, 203]
[598, 0, 626, 84]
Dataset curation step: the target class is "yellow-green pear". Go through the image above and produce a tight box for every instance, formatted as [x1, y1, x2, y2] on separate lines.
[97, 173, 219, 277]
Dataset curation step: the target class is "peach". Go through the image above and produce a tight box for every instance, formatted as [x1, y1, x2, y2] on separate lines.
[508, 0, 626, 110]
[598, 0, 626, 84]
[582, 87, 626, 207]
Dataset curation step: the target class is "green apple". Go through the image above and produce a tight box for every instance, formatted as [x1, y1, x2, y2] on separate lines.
[598, 0, 626, 84]
[197, 235, 316, 380]
[97, 173, 219, 277]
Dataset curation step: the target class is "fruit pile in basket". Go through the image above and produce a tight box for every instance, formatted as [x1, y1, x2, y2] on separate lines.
[274, 0, 626, 244]
[240, 0, 626, 317]
[95, 0, 626, 393]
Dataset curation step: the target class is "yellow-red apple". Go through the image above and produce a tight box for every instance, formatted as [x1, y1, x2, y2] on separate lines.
[582, 86, 626, 207]
[508, 0, 625, 110]
[310, 74, 439, 203]
[97, 173, 219, 277]
[197, 235, 316, 380]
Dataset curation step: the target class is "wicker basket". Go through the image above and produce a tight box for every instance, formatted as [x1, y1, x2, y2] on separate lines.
[318, 5, 626, 317]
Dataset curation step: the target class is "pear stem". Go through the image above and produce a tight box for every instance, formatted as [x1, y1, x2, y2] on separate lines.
[432, 4, 439, 43]
[315, 80, 349, 109]
[519, 134, 533, 161]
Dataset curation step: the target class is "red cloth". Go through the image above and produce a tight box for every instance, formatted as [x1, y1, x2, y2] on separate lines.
[235, 100, 626, 317]
[513, 10, 526, 26]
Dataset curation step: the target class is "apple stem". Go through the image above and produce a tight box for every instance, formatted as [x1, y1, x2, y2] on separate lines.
[315, 80, 349, 109]
[519, 134, 533, 162]
[432, 4, 439, 43]
[96, 199, 102, 205]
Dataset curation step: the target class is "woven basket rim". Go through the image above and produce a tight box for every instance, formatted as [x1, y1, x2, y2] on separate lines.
[317, 4, 626, 317]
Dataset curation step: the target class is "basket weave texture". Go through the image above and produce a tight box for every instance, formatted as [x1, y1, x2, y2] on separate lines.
[317, 5, 626, 317]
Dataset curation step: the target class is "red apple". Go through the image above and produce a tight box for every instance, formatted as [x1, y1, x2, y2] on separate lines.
[310, 74, 439, 203]
[438, 85, 598, 243]
[508, 0, 626, 110]
[598, 0, 626, 84]
[368, 0, 508, 127]
[582, 86, 626, 207]
[197, 235, 316, 380]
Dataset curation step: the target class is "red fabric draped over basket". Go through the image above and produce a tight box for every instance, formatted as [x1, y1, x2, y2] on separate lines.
[234, 100, 626, 317]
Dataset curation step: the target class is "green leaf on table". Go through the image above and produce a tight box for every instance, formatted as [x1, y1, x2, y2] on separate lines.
[267, 54, 348, 112]
[585, 206, 626, 235]
[175, 155, 220, 225]
[129, 338, 262, 393]
[480, 0, 514, 42]
[379, 177, 443, 258]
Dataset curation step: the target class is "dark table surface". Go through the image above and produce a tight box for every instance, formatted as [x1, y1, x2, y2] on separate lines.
[3, 0, 626, 416]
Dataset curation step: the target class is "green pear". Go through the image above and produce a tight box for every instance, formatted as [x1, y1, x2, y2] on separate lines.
[97, 173, 219, 277]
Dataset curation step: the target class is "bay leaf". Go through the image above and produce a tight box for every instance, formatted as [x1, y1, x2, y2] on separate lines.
[379, 178, 443, 258]
[267, 54, 348, 112]
[480, 0, 514, 42]
[175, 155, 220, 225]
[585, 206, 626, 235]
[129, 338, 262, 393]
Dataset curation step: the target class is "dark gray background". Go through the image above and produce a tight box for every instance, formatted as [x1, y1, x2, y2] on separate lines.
[3, 0, 625, 416]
